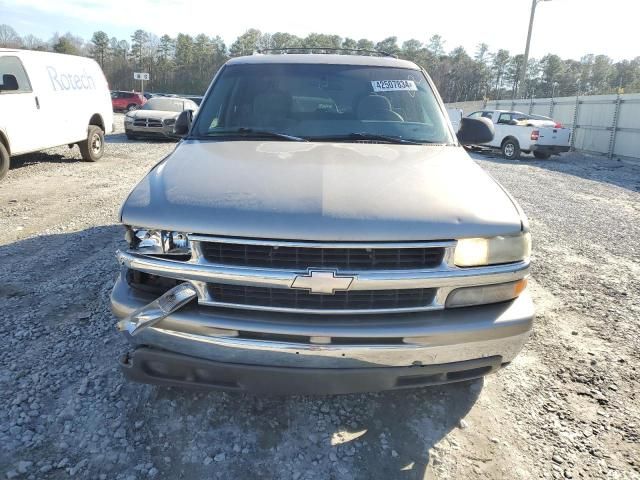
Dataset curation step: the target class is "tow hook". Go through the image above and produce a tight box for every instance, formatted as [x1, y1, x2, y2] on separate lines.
[117, 283, 198, 336]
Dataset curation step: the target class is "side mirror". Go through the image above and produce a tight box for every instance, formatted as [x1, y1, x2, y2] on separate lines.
[0, 74, 18, 92]
[174, 110, 193, 136]
[457, 117, 494, 145]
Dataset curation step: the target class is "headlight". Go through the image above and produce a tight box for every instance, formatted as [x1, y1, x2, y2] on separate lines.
[163, 118, 176, 126]
[124, 115, 134, 123]
[454, 233, 531, 267]
[125, 227, 190, 257]
[446, 279, 528, 308]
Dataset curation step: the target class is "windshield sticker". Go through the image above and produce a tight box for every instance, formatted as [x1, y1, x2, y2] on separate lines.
[371, 80, 417, 92]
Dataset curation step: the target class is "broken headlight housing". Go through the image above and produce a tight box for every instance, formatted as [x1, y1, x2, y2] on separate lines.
[125, 227, 191, 258]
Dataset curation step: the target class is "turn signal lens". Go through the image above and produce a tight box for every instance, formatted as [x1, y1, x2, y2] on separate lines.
[445, 279, 528, 308]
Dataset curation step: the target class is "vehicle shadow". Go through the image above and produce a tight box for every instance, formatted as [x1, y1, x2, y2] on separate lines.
[0, 225, 482, 480]
[8, 149, 83, 170]
[106, 132, 177, 145]
[140, 379, 482, 479]
[470, 150, 640, 193]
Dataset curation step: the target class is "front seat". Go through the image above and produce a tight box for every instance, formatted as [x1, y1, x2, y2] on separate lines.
[252, 91, 292, 129]
[356, 95, 404, 122]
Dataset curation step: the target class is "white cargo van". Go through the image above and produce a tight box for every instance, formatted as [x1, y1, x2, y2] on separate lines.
[0, 48, 114, 180]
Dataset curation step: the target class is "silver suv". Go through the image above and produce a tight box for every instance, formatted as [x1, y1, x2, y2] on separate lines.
[111, 53, 533, 394]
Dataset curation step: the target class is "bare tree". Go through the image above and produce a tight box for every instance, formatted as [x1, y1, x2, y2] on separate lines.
[21, 34, 46, 50]
[0, 24, 21, 47]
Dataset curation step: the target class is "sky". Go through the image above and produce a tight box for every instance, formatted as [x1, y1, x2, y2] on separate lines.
[0, 0, 635, 61]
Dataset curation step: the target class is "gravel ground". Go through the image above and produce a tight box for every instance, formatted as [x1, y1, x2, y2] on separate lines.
[0, 115, 638, 479]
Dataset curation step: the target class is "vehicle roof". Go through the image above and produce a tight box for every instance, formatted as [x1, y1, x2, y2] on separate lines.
[147, 96, 195, 102]
[0, 47, 92, 61]
[226, 54, 421, 70]
[484, 109, 528, 114]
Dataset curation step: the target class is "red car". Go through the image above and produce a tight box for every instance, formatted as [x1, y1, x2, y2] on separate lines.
[111, 91, 146, 112]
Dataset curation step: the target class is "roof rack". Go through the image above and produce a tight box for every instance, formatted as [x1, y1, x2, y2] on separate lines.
[256, 47, 398, 59]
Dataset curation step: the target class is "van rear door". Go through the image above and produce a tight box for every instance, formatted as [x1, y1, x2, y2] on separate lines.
[0, 55, 47, 155]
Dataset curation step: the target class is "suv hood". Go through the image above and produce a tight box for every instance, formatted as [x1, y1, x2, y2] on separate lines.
[121, 140, 523, 241]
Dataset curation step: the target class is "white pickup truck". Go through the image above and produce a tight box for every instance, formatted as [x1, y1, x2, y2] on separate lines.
[467, 109, 571, 160]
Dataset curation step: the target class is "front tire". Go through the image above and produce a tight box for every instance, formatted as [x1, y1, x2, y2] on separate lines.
[502, 139, 521, 160]
[0, 142, 10, 181]
[533, 151, 551, 160]
[79, 125, 105, 162]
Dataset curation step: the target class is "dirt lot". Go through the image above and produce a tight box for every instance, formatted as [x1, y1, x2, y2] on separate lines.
[0, 115, 638, 479]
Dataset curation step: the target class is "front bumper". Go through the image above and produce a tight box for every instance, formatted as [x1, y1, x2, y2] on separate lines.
[121, 348, 504, 394]
[111, 276, 534, 392]
[124, 124, 177, 138]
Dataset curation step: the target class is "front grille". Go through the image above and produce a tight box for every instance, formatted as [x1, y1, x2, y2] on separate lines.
[127, 270, 180, 294]
[208, 283, 436, 311]
[133, 118, 163, 128]
[200, 241, 445, 270]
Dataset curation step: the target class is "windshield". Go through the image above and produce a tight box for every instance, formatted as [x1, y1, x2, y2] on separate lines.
[141, 98, 190, 112]
[193, 63, 454, 144]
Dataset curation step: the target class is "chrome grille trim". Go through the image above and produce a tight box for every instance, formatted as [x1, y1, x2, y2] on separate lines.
[188, 235, 456, 249]
[133, 117, 163, 128]
[117, 246, 529, 314]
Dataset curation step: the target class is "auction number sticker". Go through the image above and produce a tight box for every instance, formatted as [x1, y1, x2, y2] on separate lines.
[371, 80, 417, 92]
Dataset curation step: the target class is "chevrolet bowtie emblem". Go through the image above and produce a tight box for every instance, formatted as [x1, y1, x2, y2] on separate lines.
[291, 270, 355, 295]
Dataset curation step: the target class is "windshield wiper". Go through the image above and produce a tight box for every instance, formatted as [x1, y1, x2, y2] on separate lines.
[208, 127, 308, 142]
[311, 133, 426, 145]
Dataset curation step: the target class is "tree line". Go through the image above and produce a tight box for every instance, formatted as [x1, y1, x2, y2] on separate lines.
[1, 24, 639, 101]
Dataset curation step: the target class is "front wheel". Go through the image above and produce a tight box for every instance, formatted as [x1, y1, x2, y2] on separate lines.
[0, 142, 10, 181]
[79, 125, 105, 162]
[502, 139, 521, 160]
[533, 151, 551, 160]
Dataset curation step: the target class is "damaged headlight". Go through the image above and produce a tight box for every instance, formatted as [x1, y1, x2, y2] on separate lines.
[125, 227, 190, 257]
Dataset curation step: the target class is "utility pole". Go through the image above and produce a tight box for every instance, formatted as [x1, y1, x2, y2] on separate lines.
[517, 0, 552, 99]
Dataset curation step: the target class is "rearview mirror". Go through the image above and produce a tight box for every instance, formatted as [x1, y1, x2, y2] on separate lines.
[457, 117, 494, 145]
[174, 110, 193, 136]
[0, 74, 18, 92]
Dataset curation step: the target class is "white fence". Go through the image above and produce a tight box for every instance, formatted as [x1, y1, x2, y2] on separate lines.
[453, 94, 640, 160]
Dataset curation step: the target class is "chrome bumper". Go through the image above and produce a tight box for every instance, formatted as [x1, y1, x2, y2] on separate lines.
[111, 275, 534, 369]
[124, 125, 175, 137]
